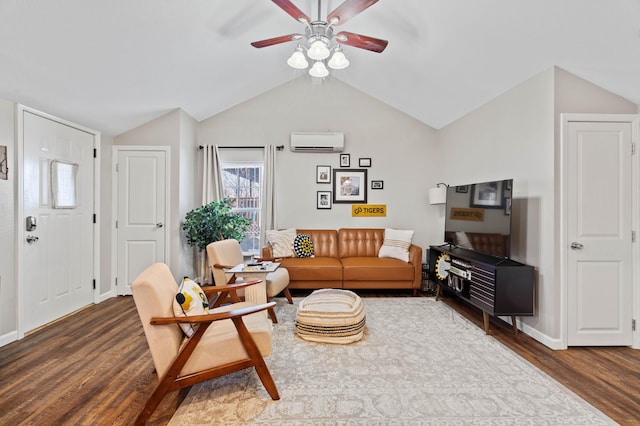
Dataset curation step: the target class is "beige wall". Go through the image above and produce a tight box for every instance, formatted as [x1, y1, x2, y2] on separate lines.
[198, 77, 442, 253]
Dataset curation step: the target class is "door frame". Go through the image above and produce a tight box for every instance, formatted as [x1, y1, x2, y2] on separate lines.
[15, 104, 101, 339]
[111, 146, 170, 295]
[560, 113, 639, 349]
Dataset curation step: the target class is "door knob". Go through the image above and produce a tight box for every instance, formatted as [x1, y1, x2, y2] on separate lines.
[26, 235, 39, 244]
[570, 242, 584, 250]
[156, 222, 164, 228]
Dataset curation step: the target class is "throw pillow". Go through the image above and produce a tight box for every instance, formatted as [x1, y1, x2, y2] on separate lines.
[173, 277, 209, 337]
[266, 228, 296, 258]
[378, 228, 414, 262]
[293, 234, 314, 258]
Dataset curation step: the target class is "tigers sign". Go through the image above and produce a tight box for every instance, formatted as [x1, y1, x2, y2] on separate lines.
[352, 204, 387, 217]
[450, 207, 484, 221]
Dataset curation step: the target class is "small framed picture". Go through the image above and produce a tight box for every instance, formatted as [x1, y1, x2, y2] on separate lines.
[316, 165, 331, 183]
[317, 191, 332, 209]
[455, 185, 469, 193]
[359, 158, 371, 167]
[371, 180, 383, 190]
[340, 154, 350, 167]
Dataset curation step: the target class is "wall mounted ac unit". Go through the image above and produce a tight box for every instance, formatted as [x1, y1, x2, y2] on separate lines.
[290, 132, 344, 152]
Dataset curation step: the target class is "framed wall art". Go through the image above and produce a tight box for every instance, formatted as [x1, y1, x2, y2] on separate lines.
[359, 158, 371, 167]
[317, 191, 332, 209]
[371, 180, 383, 189]
[340, 153, 350, 167]
[316, 165, 331, 183]
[333, 168, 367, 204]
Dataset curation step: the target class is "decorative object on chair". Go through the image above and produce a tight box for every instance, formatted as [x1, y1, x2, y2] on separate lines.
[428, 183, 447, 205]
[182, 199, 252, 251]
[251, 0, 388, 78]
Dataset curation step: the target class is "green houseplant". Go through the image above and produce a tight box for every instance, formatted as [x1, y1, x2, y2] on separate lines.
[182, 199, 252, 251]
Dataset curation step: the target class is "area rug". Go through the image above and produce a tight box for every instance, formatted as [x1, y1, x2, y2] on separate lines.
[169, 298, 614, 425]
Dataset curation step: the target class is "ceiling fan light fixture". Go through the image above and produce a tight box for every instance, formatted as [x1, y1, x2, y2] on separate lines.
[309, 61, 329, 78]
[307, 39, 330, 60]
[328, 48, 349, 70]
[287, 46, 309, 69]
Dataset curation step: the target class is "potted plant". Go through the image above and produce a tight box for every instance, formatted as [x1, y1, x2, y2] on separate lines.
[182, 199, 252, 251]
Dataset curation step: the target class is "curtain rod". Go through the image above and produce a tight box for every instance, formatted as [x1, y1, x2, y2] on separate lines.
[199, 145, 284, 150]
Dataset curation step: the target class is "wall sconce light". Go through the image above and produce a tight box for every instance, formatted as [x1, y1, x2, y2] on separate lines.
[428, 183, 447, 205]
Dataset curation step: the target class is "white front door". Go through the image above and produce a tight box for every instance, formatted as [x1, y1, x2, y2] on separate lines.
[22, 110, 95, 333]
[566, 120, 634, 346]
[115, 148, 168, 295]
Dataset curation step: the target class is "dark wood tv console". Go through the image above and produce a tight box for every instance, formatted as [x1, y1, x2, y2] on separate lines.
[429, 244, 534, 335]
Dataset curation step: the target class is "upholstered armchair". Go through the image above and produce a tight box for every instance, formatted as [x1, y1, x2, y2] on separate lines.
[131, 263, 279, 425]
[206, 239, 293, 323]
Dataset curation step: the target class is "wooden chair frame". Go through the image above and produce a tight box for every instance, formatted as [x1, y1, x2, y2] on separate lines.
[135, 280, 280, 425]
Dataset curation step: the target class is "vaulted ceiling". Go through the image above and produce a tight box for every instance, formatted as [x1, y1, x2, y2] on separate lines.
[1, 0, 639, 136]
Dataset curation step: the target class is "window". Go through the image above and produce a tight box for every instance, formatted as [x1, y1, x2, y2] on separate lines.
[221, 162, 263, 255]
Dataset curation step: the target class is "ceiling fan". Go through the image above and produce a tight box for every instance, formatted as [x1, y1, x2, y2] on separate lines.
[251, 0, 388, 77]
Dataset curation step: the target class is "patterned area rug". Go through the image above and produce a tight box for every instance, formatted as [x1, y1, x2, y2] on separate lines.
[169, 298, 614, 425]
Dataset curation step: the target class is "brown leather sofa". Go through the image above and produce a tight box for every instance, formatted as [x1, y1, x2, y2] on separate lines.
[261, 228, 422, 295]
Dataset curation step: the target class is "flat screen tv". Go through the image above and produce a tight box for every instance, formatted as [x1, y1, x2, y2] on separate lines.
[444, 179, 513, 258]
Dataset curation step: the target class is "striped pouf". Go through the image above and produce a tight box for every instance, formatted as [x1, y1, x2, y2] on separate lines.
[295, 289, 366, 344]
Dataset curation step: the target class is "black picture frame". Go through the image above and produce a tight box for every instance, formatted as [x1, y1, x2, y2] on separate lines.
[359, 158, 371, 167]
[316, 165, 331, 183]
[470, 181, 504, 208]
[371, 180, 383, 190]
[317, 191, 332, 209]
[340, 154, 350, 167]
[333, 168, 367, 204]
[455, 185, 469, 193]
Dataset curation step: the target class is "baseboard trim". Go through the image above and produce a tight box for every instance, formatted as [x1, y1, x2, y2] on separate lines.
[0, 330, 18, 348]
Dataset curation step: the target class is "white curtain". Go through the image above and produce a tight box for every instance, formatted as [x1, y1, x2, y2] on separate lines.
[261, 145, 278, 249]
[199, 144, 224, 283]
[201, 144, 223, 204]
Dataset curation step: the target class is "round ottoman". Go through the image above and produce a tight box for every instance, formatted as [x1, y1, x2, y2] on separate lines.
[295, 289, 366, 344]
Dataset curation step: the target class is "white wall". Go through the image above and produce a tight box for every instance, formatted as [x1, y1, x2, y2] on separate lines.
[0, 100, 16, 345]
[99, 134, 113, 300]
[198, 76, 441, 256]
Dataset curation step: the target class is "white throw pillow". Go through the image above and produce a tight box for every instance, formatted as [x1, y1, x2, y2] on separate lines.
[173, 277, 209, 337]
[378, 228, 414, 262]
[266, 228, 296, 258]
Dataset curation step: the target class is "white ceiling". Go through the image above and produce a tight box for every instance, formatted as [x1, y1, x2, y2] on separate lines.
[1, 0, 639, 136]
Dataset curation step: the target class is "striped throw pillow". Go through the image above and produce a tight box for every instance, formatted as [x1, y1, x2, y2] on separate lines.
[266, 228, 296, 258]
[378, 229, 414, 262]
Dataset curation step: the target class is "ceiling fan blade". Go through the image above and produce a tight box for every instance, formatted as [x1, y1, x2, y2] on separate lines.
[271, 0, 311, 24]
[251, 34, 303, 48]
[327, 0, 379, 26]
[335, 31, 388, 53]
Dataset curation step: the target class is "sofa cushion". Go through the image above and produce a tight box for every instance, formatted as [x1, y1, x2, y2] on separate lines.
[378, 228, 414, 262]
[293, 234, 314, 258]
[342, 257, 415, 281]
[173, 277, 209, 337]
[338, 228, 385, 258]
[279, 257, 343, 281]
[266, 228, 296, 258]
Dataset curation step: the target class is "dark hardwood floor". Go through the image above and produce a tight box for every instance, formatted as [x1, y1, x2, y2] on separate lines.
[1, 292, 639, 425]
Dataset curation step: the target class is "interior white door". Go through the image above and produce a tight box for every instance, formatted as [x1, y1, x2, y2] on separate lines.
[567, 120, 633, 346]
[22, 111, 95, 333]
[116, 149, 167, 295]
